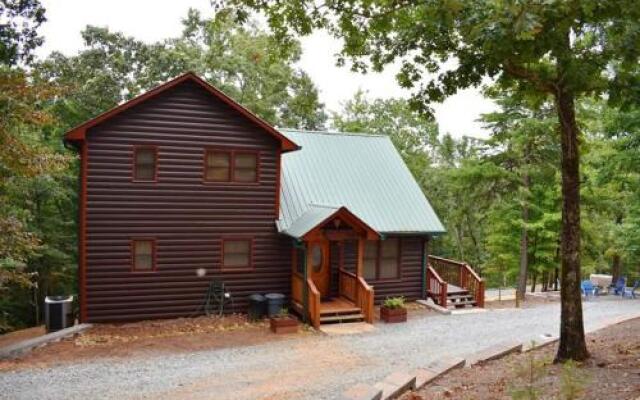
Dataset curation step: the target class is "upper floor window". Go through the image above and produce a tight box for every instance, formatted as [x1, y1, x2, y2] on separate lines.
[133, 146, 157, 181]
[132, 239, 156, 271]
[204, 150, 258, 183]
[362, 238, 400, 280]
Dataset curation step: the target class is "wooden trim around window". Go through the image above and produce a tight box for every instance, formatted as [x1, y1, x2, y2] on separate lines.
[132, 145, 158, 182]
[130, 238, 157, 272]
[203, 148, 260, 184]
[221, 237, 254, 271]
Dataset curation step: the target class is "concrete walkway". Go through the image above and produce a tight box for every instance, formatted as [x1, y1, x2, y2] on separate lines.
[1, 298, 638, 400]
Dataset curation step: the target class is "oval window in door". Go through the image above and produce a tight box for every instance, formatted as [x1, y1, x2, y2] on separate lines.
[311, 244, 323, 272]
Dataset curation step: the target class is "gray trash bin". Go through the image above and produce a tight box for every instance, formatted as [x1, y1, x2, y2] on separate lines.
[264, 293, 286, 317]
[45, 295, 74, 332]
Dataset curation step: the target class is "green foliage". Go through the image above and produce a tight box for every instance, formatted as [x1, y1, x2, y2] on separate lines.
[382, 296, 405, 309]
[34, 9, 327, 130]
[0, 0, 46, 66]
[509, 346, 549, 400]
[559, 360, 589, 400]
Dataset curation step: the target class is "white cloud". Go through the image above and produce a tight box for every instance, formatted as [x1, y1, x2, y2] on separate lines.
[37, 0, 496, 138]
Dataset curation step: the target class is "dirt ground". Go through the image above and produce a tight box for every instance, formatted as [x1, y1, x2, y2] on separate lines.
[0, 326, 45, 349]
[402, 317, 640, 400]
[0, 313, 316, 372]
[485, 293, 559, 310]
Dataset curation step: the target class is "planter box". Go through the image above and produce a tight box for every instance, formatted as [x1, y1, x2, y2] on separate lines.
[381, 306, 407, 323]
[270, 316, 299, 334]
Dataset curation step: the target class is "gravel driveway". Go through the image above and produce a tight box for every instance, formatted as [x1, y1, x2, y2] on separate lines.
[2, 298, 638, 400]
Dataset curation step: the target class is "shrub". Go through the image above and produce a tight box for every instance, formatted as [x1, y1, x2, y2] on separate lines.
[383, 296, 405, 309]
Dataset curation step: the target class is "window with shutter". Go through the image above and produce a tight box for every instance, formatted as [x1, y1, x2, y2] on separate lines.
[134, 147, 157, 181]
[363, 241, 378, 280]
[361, 238, 400, 280]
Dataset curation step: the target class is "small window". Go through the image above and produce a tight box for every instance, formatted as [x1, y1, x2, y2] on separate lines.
[234, 153, 258, 182]
[310, 244, 323, 273]
[134, 147, 157, 181]
[362, 239, 400, 280]
[205, 151, 231, 182]
[363, 241, 378, 280]
[132, 240, 155, 271]
[223, 239, 252, 269]
[379, 238, 399, 279]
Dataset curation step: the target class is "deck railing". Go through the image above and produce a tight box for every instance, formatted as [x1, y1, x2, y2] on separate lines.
[427, 255, 485, 307]
[426, 264, 448, 306]
[338, 269, 357, 302]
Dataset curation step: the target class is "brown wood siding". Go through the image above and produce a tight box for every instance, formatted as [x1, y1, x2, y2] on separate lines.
[340, 237, 425, 303]
[368, 237, 425, 302]
[84, 81, 291, 322]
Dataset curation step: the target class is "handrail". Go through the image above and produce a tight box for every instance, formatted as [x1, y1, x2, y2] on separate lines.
[338, 269, 357, 302]
[427, 255, 485, 308]
[356, 276, 374, 323]
[306, 278, 321, 329]
[426, 264, 448, 307]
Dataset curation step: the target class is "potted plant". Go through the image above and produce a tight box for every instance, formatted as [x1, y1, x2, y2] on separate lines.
[381, 296, 407, 323]
[269, 307, 299, 334]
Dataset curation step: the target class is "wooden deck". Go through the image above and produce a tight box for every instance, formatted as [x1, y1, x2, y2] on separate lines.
[320, 297, 360, 314]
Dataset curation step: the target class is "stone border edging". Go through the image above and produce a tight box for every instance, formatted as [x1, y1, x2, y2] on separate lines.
[341, 312, 640, 400]
[0, 323, 93, 360]
[415, 299, 451, 315]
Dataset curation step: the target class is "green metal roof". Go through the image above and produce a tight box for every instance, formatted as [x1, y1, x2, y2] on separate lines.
[276, 130, 446, 238]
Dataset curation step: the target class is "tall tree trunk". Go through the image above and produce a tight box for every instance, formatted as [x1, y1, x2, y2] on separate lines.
[611, 254, 622, 285]
[554, 87, 589, 362]
[542, 270, 549, 292]
[517, 172, 530, 304]
[530, 272, 537, 293]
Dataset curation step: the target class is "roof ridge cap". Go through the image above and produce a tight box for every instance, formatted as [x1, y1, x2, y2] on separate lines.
[279, 128, 387, 138]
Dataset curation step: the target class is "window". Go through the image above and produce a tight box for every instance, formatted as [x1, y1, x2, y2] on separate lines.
[205, 151, 230, 181]
[132, 239, 155, 271]
[363, 241, 378, 280]
[133, 147, 157, 181]
[204, 150, 258, 183]
[223, 239, 252, 269]
[362, 239, 400, 280]
[234, 153, 258, 182]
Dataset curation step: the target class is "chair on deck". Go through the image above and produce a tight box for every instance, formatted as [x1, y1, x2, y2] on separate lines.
[613, 277, 626, 296]
[622, 280, 639, 299]
[204, 279, 234, 316]
[581, 280, 598, 300]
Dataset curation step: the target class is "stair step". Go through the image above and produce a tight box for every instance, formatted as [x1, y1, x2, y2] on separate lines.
[446, 300, 477, 307]
[447, 294, 473, 301]
[320, 307, 361, 316]
[320, 313, 365, 323]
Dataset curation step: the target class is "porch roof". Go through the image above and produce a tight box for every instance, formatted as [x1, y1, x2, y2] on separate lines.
[276, 130, 446, 239]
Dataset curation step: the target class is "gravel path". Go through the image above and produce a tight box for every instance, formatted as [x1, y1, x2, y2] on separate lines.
[2, 298, 638, 400]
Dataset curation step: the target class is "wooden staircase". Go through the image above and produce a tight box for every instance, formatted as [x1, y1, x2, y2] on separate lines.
[443, 285, 477, 309]
[319, 297, 365, 325]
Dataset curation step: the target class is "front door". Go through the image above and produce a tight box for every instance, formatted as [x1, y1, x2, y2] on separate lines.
[308, 240, 330, 298]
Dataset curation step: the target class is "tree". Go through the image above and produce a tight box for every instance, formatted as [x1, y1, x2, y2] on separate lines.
[233, 0, 640, 362]
[331, 90, 438, 176]
[0, 0, 46, 66]
[35, 9, 327, 130]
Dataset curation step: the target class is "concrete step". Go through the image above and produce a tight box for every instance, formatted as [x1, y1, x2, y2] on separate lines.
[320, 307, 362, 316]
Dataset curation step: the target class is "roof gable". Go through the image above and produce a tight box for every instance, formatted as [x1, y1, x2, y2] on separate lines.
[277, 130, 446, 237]
[63, 72, 298, 152]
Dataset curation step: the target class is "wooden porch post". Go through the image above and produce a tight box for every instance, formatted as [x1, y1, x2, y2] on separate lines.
[356, 238, 365, 278]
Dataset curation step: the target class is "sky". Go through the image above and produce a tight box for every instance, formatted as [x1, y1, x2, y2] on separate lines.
[36, 0, 497, 138]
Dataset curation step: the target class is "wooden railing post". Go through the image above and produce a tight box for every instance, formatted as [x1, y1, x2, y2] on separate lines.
[440, 281, 447, 307]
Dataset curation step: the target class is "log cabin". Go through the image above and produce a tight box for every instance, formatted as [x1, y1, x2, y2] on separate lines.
[64, 72, 484, 328]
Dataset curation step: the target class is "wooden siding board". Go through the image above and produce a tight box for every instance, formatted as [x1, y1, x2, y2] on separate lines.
[84, 81, 290, 322]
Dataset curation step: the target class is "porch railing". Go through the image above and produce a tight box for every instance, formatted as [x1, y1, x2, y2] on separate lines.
[338, 269, 374, 323]
[426, 264, 448, 307]
[427, 255, 485, 308]
[307, 278, 321, 329]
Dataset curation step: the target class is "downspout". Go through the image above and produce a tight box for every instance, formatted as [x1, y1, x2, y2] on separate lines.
[293, 239, 308, 324]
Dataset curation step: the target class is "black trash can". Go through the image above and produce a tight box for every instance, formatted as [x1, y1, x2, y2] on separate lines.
[247, 294, 266, 321]
[265, 293, 286, 317]
[44, 295, 74, 333]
